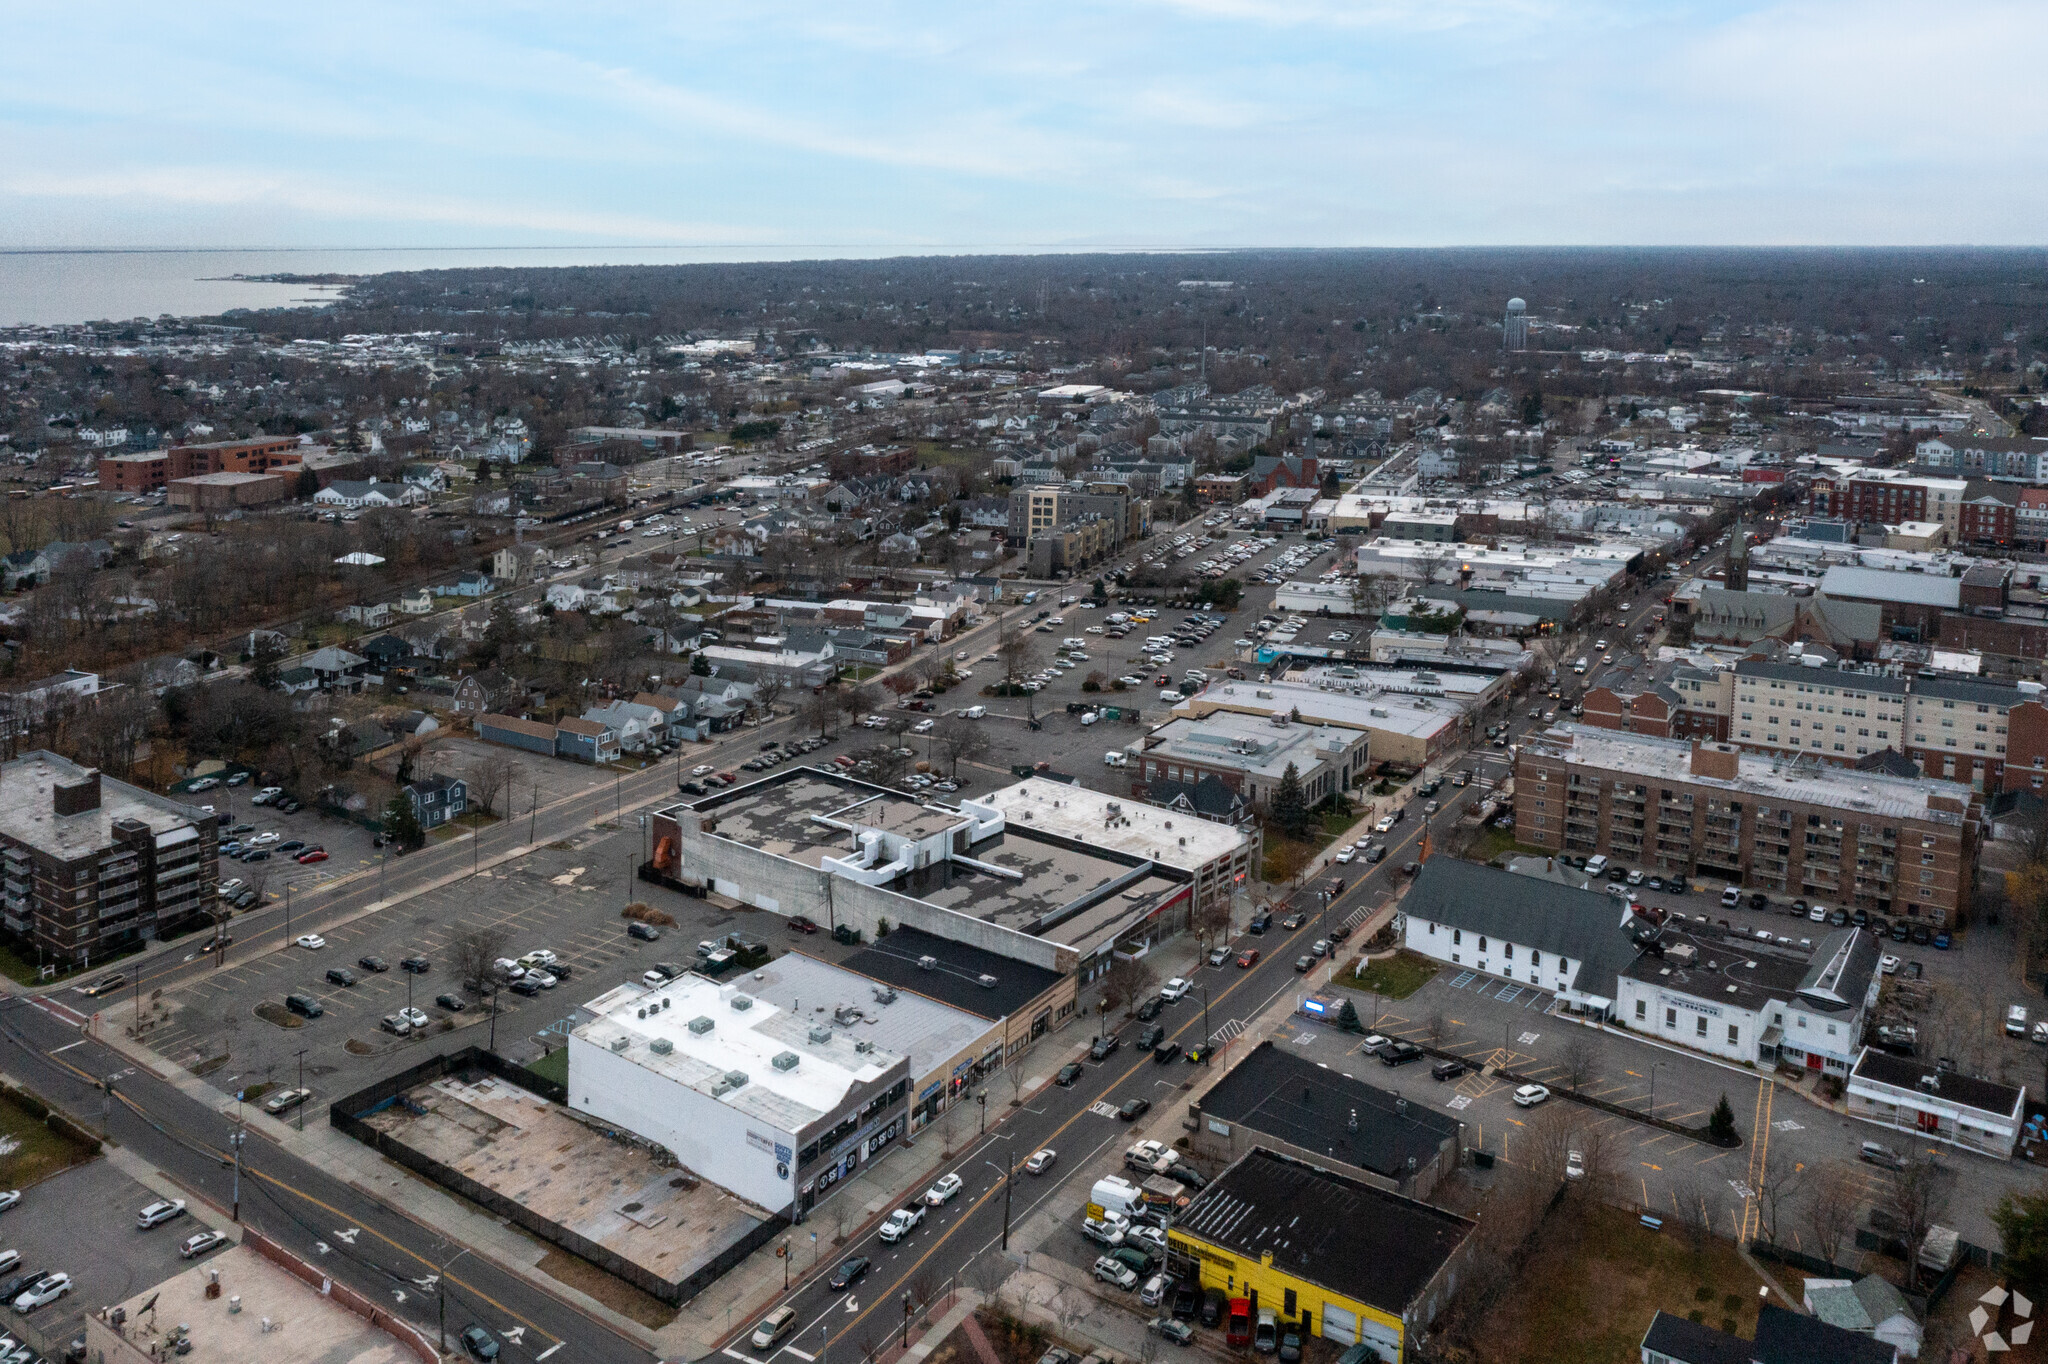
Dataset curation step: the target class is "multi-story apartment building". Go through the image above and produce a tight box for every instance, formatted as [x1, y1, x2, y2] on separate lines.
[1915, 434, 2048, 484]
[1728, 658, 1909, 763]
[1005, 481, 1145, 549]
[97, 436, 303, 493]
[1806, 470, 1966, 541]
[1516, 728, 1980, 925]
[0, 753, 219, 968]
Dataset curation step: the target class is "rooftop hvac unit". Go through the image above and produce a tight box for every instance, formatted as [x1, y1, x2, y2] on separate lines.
[978, 974, 999, 988]
[731, 995, 753, 1010]
[809, 1025, 834, 1043]
[609, 1036, 629, 1052]
[725, 1069, 749, 1089]
[688, 1016, 715, 1035]
[772, 1051, 801, 1072]
[649, 1038, 674, 1055]
[872, 987, 897, 1005]
[918, 955, 938, 971]
[855, 1040, 874, 1053]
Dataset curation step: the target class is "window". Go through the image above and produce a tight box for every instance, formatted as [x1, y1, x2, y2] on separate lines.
[1666, 1007, 1677, 1029]
[1530, 951, 1541, 968]
[1504, 944, 1514, 961]
[1452, 929, 1461, 946]
[1697, 1016, 1708, 1038]
[1727, 1023, 1739, 1045]
[1478, 936, 1488, 951]
[1635, 999, 1647, 1021]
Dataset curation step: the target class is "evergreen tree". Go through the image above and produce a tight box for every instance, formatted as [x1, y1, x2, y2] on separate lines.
[250, 634, 286, 690]
[1336, 998, 1363, 1033]
[1993, 1190, 2048, 1298]
[383, 794, 426, 852]
[1271, 762, 1312, 840]
[1708, 1093, 1737, 1143]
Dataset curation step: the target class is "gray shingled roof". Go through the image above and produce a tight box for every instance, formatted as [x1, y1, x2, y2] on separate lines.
[1402, 859, 1646, 1000]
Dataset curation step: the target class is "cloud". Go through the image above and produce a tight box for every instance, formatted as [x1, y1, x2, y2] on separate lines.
[3, 166, 762, 243]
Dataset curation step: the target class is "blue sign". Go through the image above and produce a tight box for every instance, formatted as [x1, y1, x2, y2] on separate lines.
[1301, 998, 1328, 1016]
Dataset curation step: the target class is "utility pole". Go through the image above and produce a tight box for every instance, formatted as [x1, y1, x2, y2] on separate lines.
[1001, 1156, 1015, 1249]
[294, 1048, 308, 1130]
[284, 882, 292, 941]
[902, 1291, 912, 1348]
[229, 1128, 245, 1222]
[487, 985, 500, 1053]
[101, 1075, 114, 1138]
[1201, 987, 1211, 1065]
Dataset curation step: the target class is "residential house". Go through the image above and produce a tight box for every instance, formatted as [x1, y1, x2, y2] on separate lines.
[359, 634, 414, 673]
[1, 539, 114, 590]
[0, 669, 100, 740]
[1640, 1304, 1896, 1364]
[394, 587, 434, 615]
[450, 667, 525, 716]
[295, 646, 370, 693]
[581, 698, 669, 752]
[545, 582, 592, 612]
[629, 692, 688, 745]
[403, 774, 468, 830]
[339, 601, 392, 629]
[400, 463, 448, 493]
[492, 543, 553, 584]
[433, 571, 494, 599]
[553, 716, 620, 763]
[1802, 1277, 1921, 1360]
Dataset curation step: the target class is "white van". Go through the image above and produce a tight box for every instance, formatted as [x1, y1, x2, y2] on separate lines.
[2008, 1005, 2030, 1037]
[1104, 752, 1129, 768]
[1584, 854, 1609, 876]
[962, 705, 987, 719]
[1573, 657, 1589, 674]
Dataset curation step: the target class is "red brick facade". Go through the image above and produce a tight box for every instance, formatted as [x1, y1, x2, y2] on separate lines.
[98, 437, 301, 492]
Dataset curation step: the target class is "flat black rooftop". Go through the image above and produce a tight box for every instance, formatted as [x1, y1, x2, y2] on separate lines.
[1171, 1148, 1472, 1317]
[1852, 1046, 2024, 1117]
[1194, 1041, 1460, 1181]
[841, 926, 1065, 1022]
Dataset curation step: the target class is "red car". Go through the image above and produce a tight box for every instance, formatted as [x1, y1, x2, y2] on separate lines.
[296, 849, 328, 864]
[1236, 949, 1259, 969]
[787, 915, 820, 934]
[1153, 674, 1171, 686]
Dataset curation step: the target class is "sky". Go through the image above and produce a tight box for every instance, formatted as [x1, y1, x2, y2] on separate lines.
[3, 1, 2044, 251]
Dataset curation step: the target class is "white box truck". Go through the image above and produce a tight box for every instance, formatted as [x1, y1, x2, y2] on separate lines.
[1087, 1175, 1144, 1221]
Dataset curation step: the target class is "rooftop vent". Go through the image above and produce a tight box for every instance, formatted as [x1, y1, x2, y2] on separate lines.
[725, 1069, 748, 1089]
[688, 1016, 715, 1035]
[978, 974, 999, 988]
[649, 1037, 674, 1055]
[772, 1051, 801, 1072]
[731, 995, 753, 1010]
[609, 1035, 629, 1052]
[661, 997, 673, 1010]
[809, 1025, 833, 1044]
[918, 955, 938, 971]
[855, 1040, 874, 1053]
[872, 987, 897, 1006]
[637, 1007, 648, 1019]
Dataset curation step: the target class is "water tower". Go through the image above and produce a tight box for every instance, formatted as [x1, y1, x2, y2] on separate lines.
[1503, 298, 1529, 351]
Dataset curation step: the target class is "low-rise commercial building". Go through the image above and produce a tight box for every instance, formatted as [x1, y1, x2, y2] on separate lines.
[1516, 729, 1981, 925]
[1135, 710, 1371, 807]
[569, 971, 912, 1220]
[167, 470, 292, 511]
[648, 770, 1241, 987]
[1168, 1148, 1475, 1362]
[1847, 1046, 2026, 1161]
[1186, 1041, 1464, 1203]
[0, 752, 217, 967]
[1173, 677, 1472, 770]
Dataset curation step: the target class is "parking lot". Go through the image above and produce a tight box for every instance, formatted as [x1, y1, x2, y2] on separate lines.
[0, 1158, 227, 1353]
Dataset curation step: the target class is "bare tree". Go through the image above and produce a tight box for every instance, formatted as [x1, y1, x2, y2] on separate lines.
[450, 925, 509, 992]
[750, 676, 786, 721]
[1670, 1175, 1716, 1258]
[933, 717, 991, 778]
[1801, 1161, 1860, 1269]
[466, 750, 520, 818]
[1557, 1033, 1600, 1090]
[1102, 955, 1158, 1016]
[1422, 1010, 1447, 1046]
[1754, 1158, 1808, 1249]
[801, 688, 839, 737]
[1887, 1156, 1953, 1287]
[964, 1250, 1010, 1305]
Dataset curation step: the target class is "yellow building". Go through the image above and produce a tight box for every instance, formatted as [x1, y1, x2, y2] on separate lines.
[1166, 1148, 1475, 1363]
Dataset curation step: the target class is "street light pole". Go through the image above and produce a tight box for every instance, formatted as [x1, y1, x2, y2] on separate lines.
[294, 1047, 308, 1131]
[1201, 987, 1211, 1066]
[229, 1127, 245, 1222]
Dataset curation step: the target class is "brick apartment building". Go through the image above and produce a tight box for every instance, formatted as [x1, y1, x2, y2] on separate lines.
[1958, 488, 2017, 548]
[1516, 728, 1980, 924]
[98, 436, 302, 493]
[0, 753, 219, 967]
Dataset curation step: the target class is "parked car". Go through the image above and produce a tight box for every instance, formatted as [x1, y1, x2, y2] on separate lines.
[924, 1173, 964, 1205]
[13, 1272, 70, 1312]
[325, 968, 356, 988]
[827, 1257, 869, 1291]
[460, 1324, 500, 1361]
[1024, 1148, 1056, 1175]
[1093, 1257, 1139, 1290]
[436, 993, 467, 1012]
[136, 1199, 187, 1230]
[1056, 1062, 1085, 1087]
[179, 1229, 229, 1259]
[1512, 1084, 1551, 1107]
[294, 934, 326, 950]
[262, 1087, 311, 1116]
[752, 1307, 798, 1351]
[1118, 1097, 1152, 1121]
[358, 955, 389, 973]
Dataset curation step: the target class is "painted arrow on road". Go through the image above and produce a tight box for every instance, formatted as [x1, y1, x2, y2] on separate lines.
[845, 1297, 860, 1314]
[503, 1327, 526, 1347]
[334, 1227, 359, 1244]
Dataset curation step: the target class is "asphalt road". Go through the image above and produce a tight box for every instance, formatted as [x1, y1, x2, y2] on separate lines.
[0, 995, 645, 1364]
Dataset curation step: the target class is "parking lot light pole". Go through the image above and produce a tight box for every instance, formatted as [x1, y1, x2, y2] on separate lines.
[294, 1047, 308, 1131]
[229, 1127, 245, 1222]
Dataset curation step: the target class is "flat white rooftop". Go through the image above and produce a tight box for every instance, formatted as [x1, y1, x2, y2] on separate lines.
[574, 972, 901, 1131]
[99, 1244, 414, 1364]
[976, 779, 1245, 870]
[1529, 724, 1974, 825]
[1183, 680, 1466, 740]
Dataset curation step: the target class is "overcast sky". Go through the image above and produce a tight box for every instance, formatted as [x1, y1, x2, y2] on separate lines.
[5, 2, 2042, 251]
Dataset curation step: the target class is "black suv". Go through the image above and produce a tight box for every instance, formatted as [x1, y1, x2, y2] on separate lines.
[1137, 1024, 1166, 1051]
[1247, 912, 1272, 935]
[1380, 1042, 1424, 1066]
[1135, 997, 1164, 1022]
[1089, 1033, 1121, 1060]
